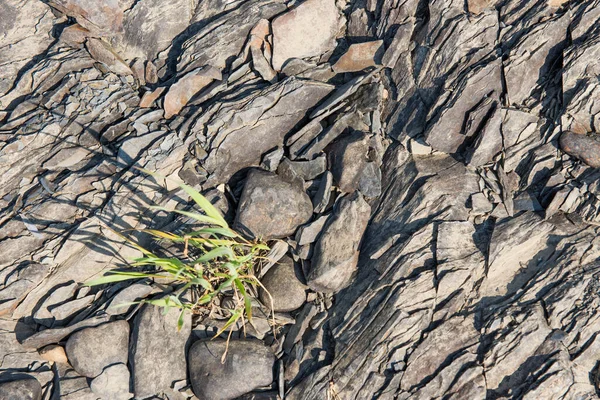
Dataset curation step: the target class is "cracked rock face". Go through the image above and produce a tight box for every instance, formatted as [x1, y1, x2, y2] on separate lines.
[4, 0, 600, 398]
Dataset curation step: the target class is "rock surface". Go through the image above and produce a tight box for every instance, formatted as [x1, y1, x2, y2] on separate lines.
[0, 377, 42, 400]
[90, 363, 132, 400]
[333, 41, 383, 73]
[307, 192, 371, 293]
[559, 131, 600, 168]
[65, 320, 129, 377]
[327, 131, 382, 197]
[4, 0, 600, 399]
[38, 344, 68, 364]
[271, 0, 341, 70]
[234, 169, 313, 240]
[131, 304, 191, 398]
[259, 255, 306, 312]
[189, 339, 275, 400]
[163, 66, 221, 118]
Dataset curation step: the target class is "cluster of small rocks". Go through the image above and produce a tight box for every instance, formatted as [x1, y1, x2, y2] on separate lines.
[3, 0, 600, 399]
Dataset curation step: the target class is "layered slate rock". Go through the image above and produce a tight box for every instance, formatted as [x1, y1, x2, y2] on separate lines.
[0, 0, 55, 98]
[6, 0, 600, 399]
[163, 66, 221, 118]
[234, 169, 313, 240]
[189, 339, 275, 400]
[116, 0, 196, 61]
[131, 304, 191, 398]
[65, 320, 129, 378]
[203, 78, 334, 185]
[307, 191, 371, 293]
[177, 0, 286, 72]
[48, 0, 123, 36]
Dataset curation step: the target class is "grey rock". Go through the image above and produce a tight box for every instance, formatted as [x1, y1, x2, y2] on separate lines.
[0, 263, 48, 317]
[203, 78, 334, 185]
[117, 130, 166, 165]
[282, 302, 318, 353]
[0, 377, 42, 400]
[90, 363, 132, 400]
[234, 169, 313, 240]
[48, 0, 123, 35]
[86, 38, 133, 76]
[327, 131, 382, 198]
[0, 0, 55, 98]
[5, 0, 600, 399]
[49, 294, 94, 323]
[312, 171, 333, 214]
[131, 305, 191, 399]
[295, 215, 329, 246]
[117, 0, 195, 61]
[424, 60, 502, 154]
[260, 147, 285, 172]
[189, 339, 275, 400]
[278, 155, 327, 181]
[259, 255, 306, 312]
[307, 192, 370, 293]
[106, 283, 158, 316]
[513, 192, 543, 212]
[504, 13, 569, 106]
[58, 368, 96, 400]
[21, 315, 111, 350]
[178, 0, 286, 72]
[65, 320, 130, 378]
[259, 241, 289, 278]
[470, 192, 493, 214]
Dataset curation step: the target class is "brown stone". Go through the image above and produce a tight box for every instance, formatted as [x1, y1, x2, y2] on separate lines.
[139, 87, 166, 108]
[60, 24, 92, 47]
[548, 0, 569, 7]
[130, 58, 146, 85]
[145, 61, 158, 84]
[49, 0, 123, 36]
[86, 38, 133, 76]
[332, 40, 383, 73]
[163, 66, 221, 118]
[467, 0, 500, 14]
[559, 131, 600, 168]
[39, 344, 69, 364]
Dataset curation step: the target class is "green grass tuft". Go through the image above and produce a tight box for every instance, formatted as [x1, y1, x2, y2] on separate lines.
[86, 169, 273, 343]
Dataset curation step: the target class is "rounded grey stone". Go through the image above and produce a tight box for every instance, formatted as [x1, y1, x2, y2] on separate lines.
[0, 377, 42, 400]
[259, 255, 306, 312]
[65, 320, 130, 377]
